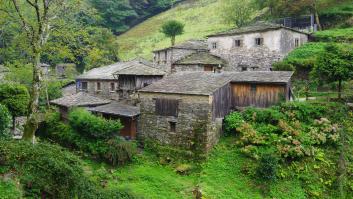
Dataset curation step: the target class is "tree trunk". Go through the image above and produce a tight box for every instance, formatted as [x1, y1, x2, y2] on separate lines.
[171, 36, 175, 46]
[338, 79, 342, 100]
[22, 52, 42, 143]
[313, 1, 322, 31]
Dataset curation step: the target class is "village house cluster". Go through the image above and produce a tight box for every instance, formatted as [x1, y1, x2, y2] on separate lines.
[51, 22, 308, 152]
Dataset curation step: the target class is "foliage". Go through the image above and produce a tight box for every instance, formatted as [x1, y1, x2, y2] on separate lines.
[224, 112, 244, 134]
[89, 0, 179, 34]
[116, 0, 232, 59]
[0, 104, 11, 138]
[256, 154, 278, 182]
[311, 43, 353, 98]
[4, 62, 33, 86]
[68, 108, 123, 139]
[0, 179, 22, 199]
[38, 110, 136, 166]
[314, 27, 353, 42]
[220, 0, 255, 27]
[160, 20, 185, 46]
[0, 140, 120, 198]
[0, 83, 29, 118]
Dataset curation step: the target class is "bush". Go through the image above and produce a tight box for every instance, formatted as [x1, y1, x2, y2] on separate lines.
[243, 107, 284, 125]
[224, 112, 244, 134]
[0, 104, 11, 138]
[256, 154, 278, 182]
[279, 102, 327, 123]
[69, 108, 123, 139]
[0, 140, 102, 198]
[38, 110, 136, 166]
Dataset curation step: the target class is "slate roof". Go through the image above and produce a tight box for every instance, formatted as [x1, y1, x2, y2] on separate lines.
[140, 71, 293, 95]
[153, 40, 208, 52]
[113, 63, 166, 76]
[139, 72, 235, 95]
[77, 59, 163, 80]
[208, 22, 309, 37]
[50, 92, 111, 107]
[88, 102, 140, 117]
[174, 51, 225, 65]
[231, 71, 294, 83]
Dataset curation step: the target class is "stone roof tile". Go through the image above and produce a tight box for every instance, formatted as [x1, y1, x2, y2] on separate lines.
[50, 92, 111, 107]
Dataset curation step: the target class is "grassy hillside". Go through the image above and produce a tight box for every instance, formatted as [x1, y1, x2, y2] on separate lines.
[117, 0, 232, 60]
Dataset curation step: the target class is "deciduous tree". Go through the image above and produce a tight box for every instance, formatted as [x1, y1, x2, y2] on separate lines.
[160, 20, 184, 46]
[221, 0, 255, 27]
[311, 43, 353, 99]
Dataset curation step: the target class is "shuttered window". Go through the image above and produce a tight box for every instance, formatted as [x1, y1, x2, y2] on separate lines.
[155, 98, 179, 117]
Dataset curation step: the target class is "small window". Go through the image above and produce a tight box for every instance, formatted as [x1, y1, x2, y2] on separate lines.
[255, 38, 264, 46]
[234, 39, 242, 47]
[212, 42, 217, 49]
[169, 121, 176, 132]
[251, 66, 259, 71]
[250, 84, 257, 92]
[295, 38, 299, 47]
[143, 82, 150, 87]
[164, 51, 167, 60]
[241, 66, 247, 71]
[96, 82, 101, 91]
[81, 82, 88, 91]
[110, 82, 115, 91]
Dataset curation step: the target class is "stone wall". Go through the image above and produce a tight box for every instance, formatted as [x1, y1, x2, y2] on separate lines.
[153, 48, 199, 73]
[76, 80, 120, 100]
[138, 92, 222, 152]
[207, 28, 308, 71]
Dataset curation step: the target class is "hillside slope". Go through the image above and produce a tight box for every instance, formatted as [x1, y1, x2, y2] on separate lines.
[117, 0, 232, 60]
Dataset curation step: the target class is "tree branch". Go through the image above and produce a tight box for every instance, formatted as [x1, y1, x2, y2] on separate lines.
[11, 0, 34, 40]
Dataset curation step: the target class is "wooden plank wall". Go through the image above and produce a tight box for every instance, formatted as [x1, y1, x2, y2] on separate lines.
[212, 83, 231, 119]
[155, 98, 179, 117]
[231, 83, 286, 108]
[136, 76, 163, 90]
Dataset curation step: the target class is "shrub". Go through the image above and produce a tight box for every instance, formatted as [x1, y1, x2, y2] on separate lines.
[0, 140, 103, 198]
[256, 154, 278, 182]
[279, 102, 327, 123]
[224, 112, 244, 134]
[68, 108, 123, 139]
[106, 138, 137, 166]
[0, 104, 11, 138]
[38, 110, 136, 166]
[243, 107, 284, 125]
[309, 118, 340, 145]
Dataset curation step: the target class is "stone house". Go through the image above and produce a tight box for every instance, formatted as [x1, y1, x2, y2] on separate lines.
[76, 59, 165, 101]
[207, 22, 309, 71]
[138, 71, 293, 152]
[153, 40, 209, 72]
[51, 59, 165, 138]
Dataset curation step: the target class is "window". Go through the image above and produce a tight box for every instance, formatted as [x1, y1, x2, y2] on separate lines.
[250, 84, 257, 92]
[169, 121, 176, 132]
[143, 82, 150, 87]
[110, 82, 115, 92]
[251, 66, 259, 71]
[81, 82, 88, 91]
[96, 82, 101, 91]
[212, 42, 217, 49]
[234, 39, 242, 47]
[155, 98, 179, 117]
[241, 66, 247, 71]
[164, 51, 168, 60]
[295, 38, 300, 47]
[255, 38, 264, 46]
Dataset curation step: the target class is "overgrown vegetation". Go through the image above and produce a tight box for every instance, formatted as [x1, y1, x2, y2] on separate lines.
[37, 109, 136, 166]
[0, 140, 136, 198]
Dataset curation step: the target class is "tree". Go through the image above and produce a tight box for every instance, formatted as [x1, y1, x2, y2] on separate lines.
[311, 43, 353, 99]
[160, 20, 184, 46]
[0, 104, 11, 138]
[0, 83, 30, 132]
[221, 0, 255, 27]
[3, 0, 70, 142]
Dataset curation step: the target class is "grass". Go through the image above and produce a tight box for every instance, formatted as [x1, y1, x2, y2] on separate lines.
[314, 27, 353, 42]
[84, 137, 308, 199]
[0, 179, 22, 199]
[116, 0, 232, 60]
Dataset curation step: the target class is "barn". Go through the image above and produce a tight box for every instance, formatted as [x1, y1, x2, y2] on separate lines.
[138, 71, 293, 151]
